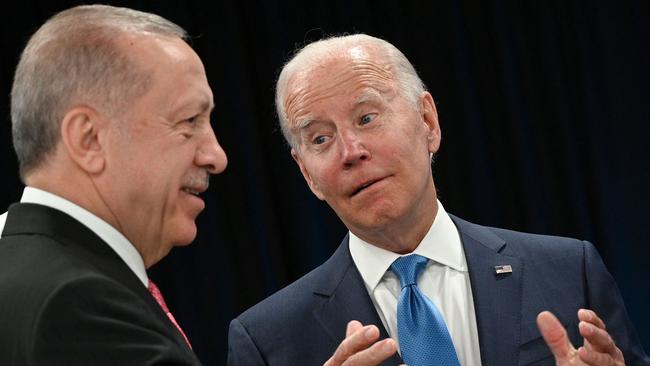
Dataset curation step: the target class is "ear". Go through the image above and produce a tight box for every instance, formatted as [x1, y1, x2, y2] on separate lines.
[59, 106, 106, 174]
[291, 148, 325, 200]
[420, 92, 441, 154]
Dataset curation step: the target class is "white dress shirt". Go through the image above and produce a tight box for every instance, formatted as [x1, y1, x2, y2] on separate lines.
[0, 187, 148, 287]
[349, 201, 482, 365]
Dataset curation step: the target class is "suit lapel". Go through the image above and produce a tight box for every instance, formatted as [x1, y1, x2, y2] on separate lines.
[3, 203, 190, 349]
[310, 218, 526, 366]
[312, 236, 403, 366]
[451, 215, 523, 366]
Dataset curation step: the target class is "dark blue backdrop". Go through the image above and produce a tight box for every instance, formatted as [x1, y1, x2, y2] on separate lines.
[1, 1, 648, 364]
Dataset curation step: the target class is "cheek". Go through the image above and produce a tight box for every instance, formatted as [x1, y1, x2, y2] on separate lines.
[316, 163, 342, 193]
[129, 168, 175, 205]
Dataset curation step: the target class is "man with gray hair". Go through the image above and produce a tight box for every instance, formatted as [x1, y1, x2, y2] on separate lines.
[0, 5, 226, 365]
[227, 34, 648, 365]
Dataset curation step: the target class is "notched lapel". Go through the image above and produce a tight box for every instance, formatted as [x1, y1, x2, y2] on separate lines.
[452, 216, 524, 366]
[312, 238, 403, 366]
[4, 203, 188, 348]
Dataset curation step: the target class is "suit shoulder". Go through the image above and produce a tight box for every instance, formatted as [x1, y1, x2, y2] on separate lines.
[14, 268, 146, 336]
[36, 275, 150, 325]
[454, 215, 590, 257]
[228, 252, 350, 365]
[0, 234, 110, 298]
[236, 262, 327, 326]
[491, 226, 586, 251]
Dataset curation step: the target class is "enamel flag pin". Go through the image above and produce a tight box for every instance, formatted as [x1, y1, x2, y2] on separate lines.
[494, 265, 513, 274]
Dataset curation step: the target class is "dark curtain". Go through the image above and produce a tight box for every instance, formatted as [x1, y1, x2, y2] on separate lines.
[1, 1, 648, 364]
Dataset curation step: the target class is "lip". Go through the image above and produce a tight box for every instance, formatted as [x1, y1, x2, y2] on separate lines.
[181, 188, 206, 211]
[181, 183, 208, 196]
[182, 184, 208, 199]
[349, 176, 389, 197]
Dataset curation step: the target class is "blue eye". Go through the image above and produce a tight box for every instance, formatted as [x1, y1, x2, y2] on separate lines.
[361, 114, 375, 125]
[313, 136, 327, 145]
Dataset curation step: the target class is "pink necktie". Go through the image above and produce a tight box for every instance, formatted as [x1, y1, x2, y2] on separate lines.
[147, 280, 192, 349]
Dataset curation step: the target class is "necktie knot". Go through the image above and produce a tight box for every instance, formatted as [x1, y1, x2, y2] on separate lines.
[390, 254, 429, 288]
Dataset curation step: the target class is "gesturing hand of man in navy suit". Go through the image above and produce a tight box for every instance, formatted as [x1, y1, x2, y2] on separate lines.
[324, 321, 400, 366]
[538, 310, 625, 365]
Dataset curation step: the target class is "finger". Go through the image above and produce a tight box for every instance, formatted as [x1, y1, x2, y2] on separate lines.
[537, 311, 576, 360]
[577, 310, 598, 353]
[342, 338, 398, 366]
[579, 321, 623, 361]
[346, 320, 364, 337]
[325, 325, 381, 366]
[578, 346, 624, 366]
[578, 309, 606, 330]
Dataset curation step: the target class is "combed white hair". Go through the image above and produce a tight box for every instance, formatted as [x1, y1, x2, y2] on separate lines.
[275, 34, 426, 148]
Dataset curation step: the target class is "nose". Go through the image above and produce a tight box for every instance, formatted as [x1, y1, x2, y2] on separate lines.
[196, 124, 228, 174]
[339, 129, 370, 169]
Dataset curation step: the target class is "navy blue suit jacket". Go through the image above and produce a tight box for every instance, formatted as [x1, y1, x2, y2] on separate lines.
[228, 215, 648, 365]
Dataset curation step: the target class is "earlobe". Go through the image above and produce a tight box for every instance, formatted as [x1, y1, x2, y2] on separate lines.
[291, 148, 325, 201]
[60, 107, 106, 174]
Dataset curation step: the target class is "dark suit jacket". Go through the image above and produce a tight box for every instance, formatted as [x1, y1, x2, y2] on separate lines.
[228, 215, 649, 365]
[0, 203, 201, 366]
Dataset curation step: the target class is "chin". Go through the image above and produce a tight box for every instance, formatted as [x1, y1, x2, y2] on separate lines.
[355, 199, 401, 221]
[171, 222, 198, 247]
[344, 212, 389, 231]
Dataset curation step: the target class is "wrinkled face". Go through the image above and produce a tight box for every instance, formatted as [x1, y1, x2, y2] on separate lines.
[286, 46, 441, 240]
[103, 35, 227, 267]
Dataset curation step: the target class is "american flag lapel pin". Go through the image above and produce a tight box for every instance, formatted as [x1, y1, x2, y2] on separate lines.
[494, 264, 513, 274]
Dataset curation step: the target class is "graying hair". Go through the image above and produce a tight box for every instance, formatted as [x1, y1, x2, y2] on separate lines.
[11, 4, 188, 179]
[275, 34, 426, 148]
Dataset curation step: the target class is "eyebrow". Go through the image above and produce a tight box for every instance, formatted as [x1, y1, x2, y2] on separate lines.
[353, 91, 382, 106]
[197, 95, 215, 114]
[295, 116, 316, 131]
[173, 95, 214, 118]
[204, 101, 215, 115]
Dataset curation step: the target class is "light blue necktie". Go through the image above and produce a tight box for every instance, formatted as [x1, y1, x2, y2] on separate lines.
[391, 254, 460, 366]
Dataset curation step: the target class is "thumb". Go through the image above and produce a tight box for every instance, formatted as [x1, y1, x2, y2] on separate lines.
[537, 311, 575, 361]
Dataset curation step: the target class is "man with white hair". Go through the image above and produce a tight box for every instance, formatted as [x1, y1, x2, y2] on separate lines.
[227, 34, 648, 365]
[0, 5, 226, 365]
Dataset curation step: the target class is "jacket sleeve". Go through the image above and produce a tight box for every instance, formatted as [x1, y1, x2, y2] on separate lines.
[583, 241, 650, 365]
[227, 318, 267, 366]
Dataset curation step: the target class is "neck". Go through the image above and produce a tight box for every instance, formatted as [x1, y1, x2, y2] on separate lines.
[26, 164, 158, 267]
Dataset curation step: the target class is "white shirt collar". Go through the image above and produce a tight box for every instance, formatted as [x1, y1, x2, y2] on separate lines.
[349, 200, 467, 292]
[16, 187, 148, 287]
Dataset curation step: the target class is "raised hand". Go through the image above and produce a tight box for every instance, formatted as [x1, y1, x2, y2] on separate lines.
[537, 309, 625, 365]
[324, 320, 400, 366]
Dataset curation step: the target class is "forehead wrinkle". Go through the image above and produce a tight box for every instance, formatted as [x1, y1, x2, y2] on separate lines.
[285, 57, 396, 130]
